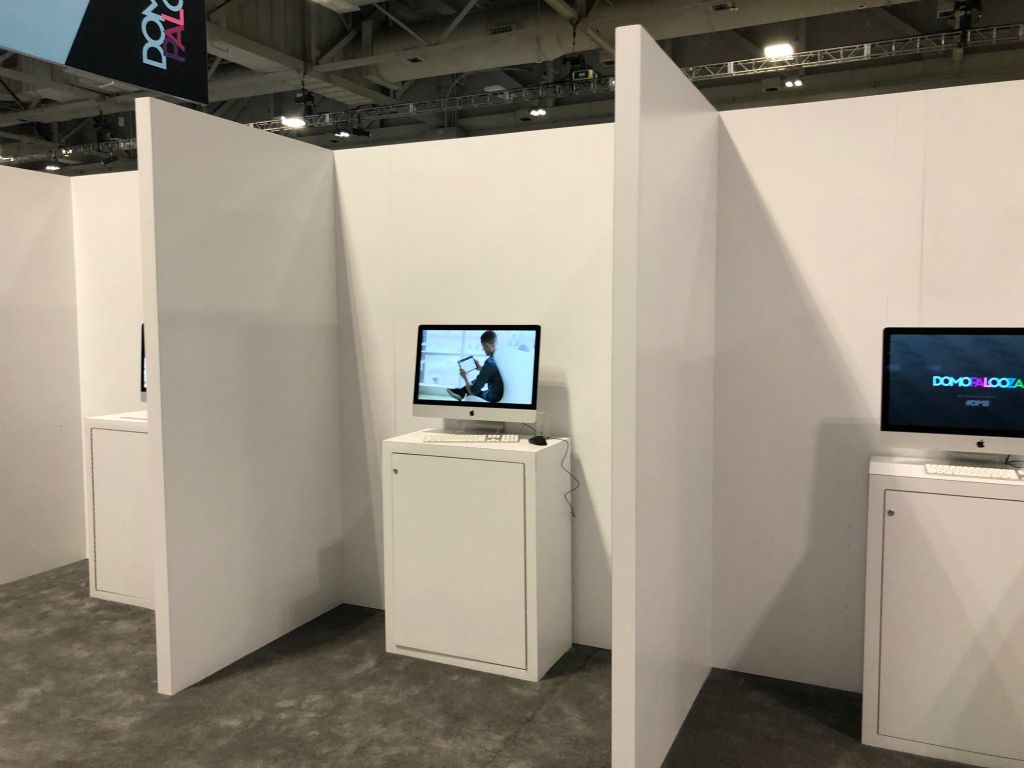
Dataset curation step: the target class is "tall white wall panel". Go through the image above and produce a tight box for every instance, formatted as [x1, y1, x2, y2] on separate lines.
[715, 79, 1024, 692]
[71, 172, 145, 419]
[334, 125, 615, 649]
[611, 26, 717, 768]
[137, 99, 345, 694]
[0, 166, 85, 584]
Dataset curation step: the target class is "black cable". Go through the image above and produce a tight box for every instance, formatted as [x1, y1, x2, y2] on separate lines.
[520, 422, 537, 436]
[544, 437, 581, 518]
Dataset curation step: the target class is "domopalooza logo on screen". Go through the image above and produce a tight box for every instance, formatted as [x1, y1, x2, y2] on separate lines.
[932, 376, 1024, 389]
[142, 0, 186, 70]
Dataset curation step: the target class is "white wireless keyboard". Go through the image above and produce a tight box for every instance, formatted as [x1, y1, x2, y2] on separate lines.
[423, 433, 520, 443]
[924, 463, 1022, 480]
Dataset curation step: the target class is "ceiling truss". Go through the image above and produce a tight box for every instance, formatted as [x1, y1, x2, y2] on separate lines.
[2, 0, 1024, 170]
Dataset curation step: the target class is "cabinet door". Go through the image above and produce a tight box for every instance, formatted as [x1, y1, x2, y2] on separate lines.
[879, 490, 1024, 760]
[391, 453, 526, 669]
[92, 429, 152, 601]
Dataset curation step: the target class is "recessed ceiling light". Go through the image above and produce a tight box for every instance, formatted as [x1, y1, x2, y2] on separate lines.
[281, 115, 307, 129]
[334, 130, 351, 138]
[764, 42, 795, 59]
[529, 107, 547, 117]
[45, 164, 61, 172]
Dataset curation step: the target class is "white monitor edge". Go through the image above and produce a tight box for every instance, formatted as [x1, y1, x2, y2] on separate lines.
[413, 403, 538, 425]
[881, 429, 1024, 459]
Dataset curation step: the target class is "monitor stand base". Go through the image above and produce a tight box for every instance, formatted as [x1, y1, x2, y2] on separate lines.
[441, 419, 506, 435]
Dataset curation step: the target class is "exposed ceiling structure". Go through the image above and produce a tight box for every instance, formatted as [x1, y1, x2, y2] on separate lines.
[1, 0, 1022, 174]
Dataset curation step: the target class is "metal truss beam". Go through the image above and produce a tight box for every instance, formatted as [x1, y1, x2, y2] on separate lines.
[248, 76, 614, 132]
[682, 24, 1024, 82]
[6, 24, 1024, 166]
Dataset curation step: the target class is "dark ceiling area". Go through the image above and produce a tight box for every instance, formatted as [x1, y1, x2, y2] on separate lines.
[1, 0, 1021, 174]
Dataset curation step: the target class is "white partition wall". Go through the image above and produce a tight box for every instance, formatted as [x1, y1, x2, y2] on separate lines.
[0, 166, 85, 584]
[715, 79, 1024, 692]
[334, 127, 615, 648]
[611, 26, 718, 768]
[137, 98, 346, 694]
[71, 173, 145, 418]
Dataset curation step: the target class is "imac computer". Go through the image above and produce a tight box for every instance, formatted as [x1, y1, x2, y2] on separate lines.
[882, 327, 1024, 454]
[140, 323, 147, 399]
[413, 325, 541, 424]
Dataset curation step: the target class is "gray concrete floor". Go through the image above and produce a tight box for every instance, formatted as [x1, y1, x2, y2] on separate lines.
[663, 669, 961, 768]
[2, 562, 967, 768]
[0, 561, 610, 768]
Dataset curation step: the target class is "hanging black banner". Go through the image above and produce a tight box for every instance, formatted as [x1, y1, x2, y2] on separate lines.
[0, 0, 208, 104]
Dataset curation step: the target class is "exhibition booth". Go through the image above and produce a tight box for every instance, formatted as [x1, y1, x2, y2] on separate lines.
[2, 23, 1022, 768]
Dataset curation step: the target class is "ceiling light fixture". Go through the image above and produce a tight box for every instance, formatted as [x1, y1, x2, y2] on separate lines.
[45, 163, 61, 172]
[785, 78, 804, 88]
[530, 107, 547, 117]
[334, 129, 351, 138]
[764, 42, 795, 59]
[281, 115, 307, 129]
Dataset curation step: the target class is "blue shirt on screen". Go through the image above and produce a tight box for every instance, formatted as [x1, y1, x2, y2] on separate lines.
[471, 356, 504, 403]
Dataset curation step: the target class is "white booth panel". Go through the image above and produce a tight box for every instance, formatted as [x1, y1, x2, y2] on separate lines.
[0, 165, 85, 585]
[137, 98, 345, 694]
[612, 25, 717, 768]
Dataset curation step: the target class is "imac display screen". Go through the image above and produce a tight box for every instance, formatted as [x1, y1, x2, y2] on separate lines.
[414, 326, 541, 410]
[883, 328, 1024, 437]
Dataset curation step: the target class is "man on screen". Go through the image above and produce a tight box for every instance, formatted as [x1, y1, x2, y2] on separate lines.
[447, 330, 504, 403]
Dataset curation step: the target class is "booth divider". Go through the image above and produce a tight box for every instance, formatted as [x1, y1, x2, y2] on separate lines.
[0, 166, 85, 585]
[611, 26, 718, 768]
[138, 98, 347, 694]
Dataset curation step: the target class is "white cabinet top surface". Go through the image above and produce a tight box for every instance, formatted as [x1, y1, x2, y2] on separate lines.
[386, 430, 566, 456]
[86, 411, 149, 432]
[870, 455, 1024, 487]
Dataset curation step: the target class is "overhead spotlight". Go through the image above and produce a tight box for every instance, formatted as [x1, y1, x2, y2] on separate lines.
[281, 115, 307, 129]
[334, 129, 351, 138]
[45, 163, 61, 172]
[764, 42, 795, 59]
[529, 107, 547, 117]
[785, 77, 804, 88]
[60, 146, 73, 157]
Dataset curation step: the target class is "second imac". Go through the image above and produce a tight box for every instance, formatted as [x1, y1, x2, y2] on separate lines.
[882, 327, 1024, 454]
[413, 325, 541, 424]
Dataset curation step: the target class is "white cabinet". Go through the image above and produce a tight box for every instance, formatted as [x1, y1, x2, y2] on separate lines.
[383, 431, 572, 681]
[85, 412, 153, 609]
[864, 458, 1024, 768]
